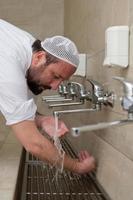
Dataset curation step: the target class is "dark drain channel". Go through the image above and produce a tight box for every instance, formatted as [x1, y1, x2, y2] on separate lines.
[19, 138, 111, 200]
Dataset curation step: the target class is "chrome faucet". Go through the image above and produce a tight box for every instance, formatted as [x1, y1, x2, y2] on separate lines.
[58, 84, 64, 96]
[53, 83, 100, 125]
[48, 82, 87, 108]
[54, 106, 100, 118]
[71, 76, 133, 137]
[42, 95, 64, 101]
[42, 84, 65, 101]
[46, 79, 114, 108]
[113, 76, 133, 111]
[42, 83, 72, 102]
[68, 82, 90, 100]
[53, 80, 114, 117]
[43, 80, 114, 106]
[87, 79, 114, 107]
[61, 84, 69, 96]
[45, 85, 72, 102]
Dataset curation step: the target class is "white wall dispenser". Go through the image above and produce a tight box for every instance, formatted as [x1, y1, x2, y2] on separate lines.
[103, 26, 129, 68]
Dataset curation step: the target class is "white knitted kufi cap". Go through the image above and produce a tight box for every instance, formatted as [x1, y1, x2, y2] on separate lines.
[41, 36, 79, 68]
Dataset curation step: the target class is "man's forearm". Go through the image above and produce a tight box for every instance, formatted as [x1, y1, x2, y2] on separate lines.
[11, 120, 79, 173]
[32, 133, 79, 173]
[35, 112, 44, 128]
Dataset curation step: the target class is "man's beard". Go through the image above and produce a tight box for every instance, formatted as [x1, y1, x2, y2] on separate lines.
[26, 68, 51, 95]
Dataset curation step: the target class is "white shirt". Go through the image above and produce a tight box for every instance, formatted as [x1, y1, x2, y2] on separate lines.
[0, 19, 37, 125]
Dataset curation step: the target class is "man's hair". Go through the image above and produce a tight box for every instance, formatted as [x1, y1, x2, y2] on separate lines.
[32, 39, 59, 66]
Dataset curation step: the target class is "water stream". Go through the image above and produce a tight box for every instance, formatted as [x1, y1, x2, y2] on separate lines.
[51, 114, 65, 181]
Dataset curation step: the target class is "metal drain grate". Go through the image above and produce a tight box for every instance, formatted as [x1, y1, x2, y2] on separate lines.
[20, 138, 111, 200]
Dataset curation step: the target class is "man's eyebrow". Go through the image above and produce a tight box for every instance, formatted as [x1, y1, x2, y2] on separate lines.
[55, 74, 65, 79]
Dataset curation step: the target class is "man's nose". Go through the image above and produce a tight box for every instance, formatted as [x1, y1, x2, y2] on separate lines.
[50, 79, 63, 90]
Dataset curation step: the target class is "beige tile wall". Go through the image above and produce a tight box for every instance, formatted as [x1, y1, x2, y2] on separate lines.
[64, 0, 133, 200]
[0, 0, 64, 39]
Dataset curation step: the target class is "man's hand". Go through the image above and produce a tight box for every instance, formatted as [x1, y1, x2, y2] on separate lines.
[36, 115, 69, 137]
[11, 120, 95, 175]
[77, 150, 95, 174]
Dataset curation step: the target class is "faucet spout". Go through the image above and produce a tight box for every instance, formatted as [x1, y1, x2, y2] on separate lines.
[71, 118, 133, 137]
[45, 98, 72, 103]
[42, 95, 64, 100]
[48, 100, 84, 108]
[54, 106, 100, 117]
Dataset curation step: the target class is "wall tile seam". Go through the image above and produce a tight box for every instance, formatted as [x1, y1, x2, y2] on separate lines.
[94, 132, 133, 162]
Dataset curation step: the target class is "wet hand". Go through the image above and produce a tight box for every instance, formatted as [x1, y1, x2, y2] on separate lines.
[39, 116, 69, 137]
[77, 150, 96, 174]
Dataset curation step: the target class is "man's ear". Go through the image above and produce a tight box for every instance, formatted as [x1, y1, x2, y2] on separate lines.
[31, 51, 46, 66]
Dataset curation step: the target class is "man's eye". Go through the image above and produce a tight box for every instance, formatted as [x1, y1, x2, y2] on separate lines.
[54, 75, 60, 79]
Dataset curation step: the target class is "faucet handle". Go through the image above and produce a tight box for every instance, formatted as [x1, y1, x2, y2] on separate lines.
[58, 84, 64, 95]
[113, 76, 133, 97]
[102, 91, 115, 107]
[68, 81, 88, 100]
[67, 82, 76, 98]
[87, 79, 104, 97]
[113, 76, 133, 111]
[62, 85, 68, 95]
[87, 79, 115, 107]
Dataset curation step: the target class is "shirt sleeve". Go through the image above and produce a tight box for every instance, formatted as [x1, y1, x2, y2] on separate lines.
[0, 43, 37, 125]
[0, 87, 37, 125]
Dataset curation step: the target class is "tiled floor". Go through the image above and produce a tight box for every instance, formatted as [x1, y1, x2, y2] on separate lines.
[0, 132, 22, 200]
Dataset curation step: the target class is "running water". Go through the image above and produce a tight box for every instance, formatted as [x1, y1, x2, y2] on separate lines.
[51, 113, 65, 181]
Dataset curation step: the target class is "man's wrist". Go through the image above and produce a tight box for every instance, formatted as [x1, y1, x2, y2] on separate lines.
[74, 162, 83, 174]
[65, 157, 82, 174]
